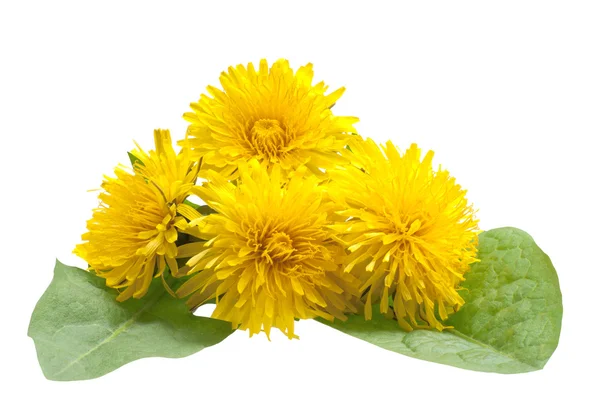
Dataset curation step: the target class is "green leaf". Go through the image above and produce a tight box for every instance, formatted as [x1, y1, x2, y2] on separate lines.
[320, 227, 562, 373]
[28, 260, 233, 381]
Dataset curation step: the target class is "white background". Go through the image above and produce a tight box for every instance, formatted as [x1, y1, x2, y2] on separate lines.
[1, 1, 598, 396]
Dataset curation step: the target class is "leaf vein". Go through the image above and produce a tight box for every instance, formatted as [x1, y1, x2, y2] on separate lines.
[50, 290, 165, 378]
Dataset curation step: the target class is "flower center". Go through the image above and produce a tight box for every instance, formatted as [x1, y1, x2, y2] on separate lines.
[262, 231, 295, 264]
[250, 119, 286, 160]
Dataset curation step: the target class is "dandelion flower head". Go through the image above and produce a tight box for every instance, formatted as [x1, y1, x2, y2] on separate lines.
[329, 137, 479, 331]
[74, 129, 198, 301]
[181, 59, 359, 179]
[176, 160, 358, 338]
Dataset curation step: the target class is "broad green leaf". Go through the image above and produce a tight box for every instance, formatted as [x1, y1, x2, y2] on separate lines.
[321, 227, 562, 373]
[28, 261, 233, 381]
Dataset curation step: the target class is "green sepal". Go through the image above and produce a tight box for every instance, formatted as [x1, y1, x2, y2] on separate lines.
[183, 199, 216, 215]
[127, 151, 144, 168]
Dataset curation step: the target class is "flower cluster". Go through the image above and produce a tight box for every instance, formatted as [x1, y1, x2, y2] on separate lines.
[76, 59, 479, 338]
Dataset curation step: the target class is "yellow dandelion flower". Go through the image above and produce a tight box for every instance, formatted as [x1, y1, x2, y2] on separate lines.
[328, 138, 479, 331]
[181, 59, 359, 178]
[176, 160, 358, 339]
[74, 129, 199, 301]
